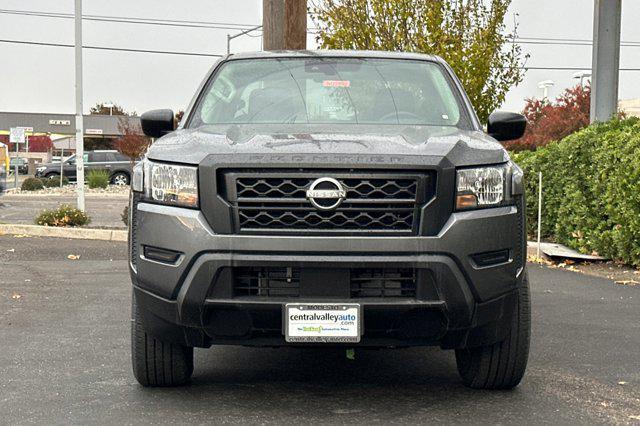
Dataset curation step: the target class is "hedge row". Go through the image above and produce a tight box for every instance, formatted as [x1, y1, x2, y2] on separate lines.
[21, 176, 70, 191]
[512, 117, 640, 265]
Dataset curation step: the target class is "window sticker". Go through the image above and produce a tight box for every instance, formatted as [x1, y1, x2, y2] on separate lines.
[323, 80, 351, 88]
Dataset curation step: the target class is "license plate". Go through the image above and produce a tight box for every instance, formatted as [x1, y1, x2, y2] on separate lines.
[284, 304, 361, 343]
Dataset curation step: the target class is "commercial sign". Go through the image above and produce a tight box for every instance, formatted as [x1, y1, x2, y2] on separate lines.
[86, 128, 103, 135]
[9, 127, 26, 144]
[49, 119, 71, 126]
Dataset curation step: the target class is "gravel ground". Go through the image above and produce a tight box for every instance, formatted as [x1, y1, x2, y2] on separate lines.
[5, 184, 129, 196]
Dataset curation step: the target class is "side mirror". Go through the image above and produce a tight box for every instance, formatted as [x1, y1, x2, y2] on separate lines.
[487, 111, 527, 142]
[140, 109, 175, 138]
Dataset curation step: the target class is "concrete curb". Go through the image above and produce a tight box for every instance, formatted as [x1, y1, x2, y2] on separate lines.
[0, 224, 127, 242]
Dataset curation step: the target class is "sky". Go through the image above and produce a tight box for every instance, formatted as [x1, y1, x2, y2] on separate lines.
[1, 0, 640, 116]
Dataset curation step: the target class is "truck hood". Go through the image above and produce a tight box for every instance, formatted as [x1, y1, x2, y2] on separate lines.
[146, 124, 509, 167]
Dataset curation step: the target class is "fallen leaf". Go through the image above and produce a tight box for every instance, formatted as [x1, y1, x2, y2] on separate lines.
[13, 234, 29, 238]
[630, 415, 640, 421]
[67, 254, 80, 260]
[11, 293, 21, 300]
[527, 255, 552, 265]
[564, 259, 575, 265]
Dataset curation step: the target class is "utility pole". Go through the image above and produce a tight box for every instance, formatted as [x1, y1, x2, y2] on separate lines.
[262, 0, 306, 50]
[590, 0, 622, 122]
[75, 0, 85, 210]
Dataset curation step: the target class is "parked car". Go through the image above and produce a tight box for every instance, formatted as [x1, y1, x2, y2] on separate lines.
[129, 51, 529, 389]
[9, 157, 29, 174]
[0, 168, 5, 194]
[35, 150, 132, 185]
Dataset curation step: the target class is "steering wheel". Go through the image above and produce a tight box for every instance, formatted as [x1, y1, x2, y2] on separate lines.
[379, 111, 422, 123]
[210, 75, 236, 104]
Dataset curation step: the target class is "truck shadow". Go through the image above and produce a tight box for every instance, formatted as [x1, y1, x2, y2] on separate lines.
[132, 345, 533, 421]
[193, 345, 459, 387]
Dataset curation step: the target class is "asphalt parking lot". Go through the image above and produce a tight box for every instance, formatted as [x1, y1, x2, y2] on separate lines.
[1, 235, 638, 424]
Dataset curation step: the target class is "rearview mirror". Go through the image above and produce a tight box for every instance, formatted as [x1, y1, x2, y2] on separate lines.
[487, 111, 527, 142]
[141, 109, 175, 138]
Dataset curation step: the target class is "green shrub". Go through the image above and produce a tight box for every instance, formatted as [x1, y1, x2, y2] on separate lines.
[512, 117, 640, 265]
[35, 204, 91, 227]
[21, 177, 44, 191]
[42, 175, 70, 188]
[87, 169, 110, 189]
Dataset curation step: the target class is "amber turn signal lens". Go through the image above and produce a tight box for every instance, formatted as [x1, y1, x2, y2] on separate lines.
[456, 194, 477, 210]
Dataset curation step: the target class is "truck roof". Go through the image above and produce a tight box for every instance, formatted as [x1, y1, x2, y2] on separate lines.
[227, 50, 441, 62]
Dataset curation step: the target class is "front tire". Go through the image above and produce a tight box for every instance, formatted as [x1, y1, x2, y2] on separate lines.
[131, 294, 194, 387]
[455, 271, 531, 390]
[111, 172, 130, 186]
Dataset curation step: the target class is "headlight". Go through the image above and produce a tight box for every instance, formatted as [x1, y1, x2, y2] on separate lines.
[135, 160, 198, 208]
[456, 165, 507, 210]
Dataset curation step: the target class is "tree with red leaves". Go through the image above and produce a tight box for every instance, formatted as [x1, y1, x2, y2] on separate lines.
[504, 85, 591, 151]
[0, 134, 53, 152]
[113, 118, 151, 164]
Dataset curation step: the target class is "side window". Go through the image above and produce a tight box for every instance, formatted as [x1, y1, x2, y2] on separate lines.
[90, 153, 105, 163]
[105, 153, 117, 162]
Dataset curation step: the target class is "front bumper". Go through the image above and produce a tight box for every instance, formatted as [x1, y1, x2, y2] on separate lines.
[130, 196, 525, 349]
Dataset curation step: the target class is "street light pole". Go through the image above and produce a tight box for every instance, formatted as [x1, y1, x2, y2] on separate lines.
[572, 71, 592, 88]
[74, 0, 85, 211]
[104, 102, 115, 116]
[226, 25, 262, 54]
[537, 80, 555, 101]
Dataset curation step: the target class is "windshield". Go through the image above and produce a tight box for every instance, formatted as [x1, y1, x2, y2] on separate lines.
[188, 57, 471, 128]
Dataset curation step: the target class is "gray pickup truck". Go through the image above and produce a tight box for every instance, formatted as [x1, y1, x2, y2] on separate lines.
[129, 50, 529, 389]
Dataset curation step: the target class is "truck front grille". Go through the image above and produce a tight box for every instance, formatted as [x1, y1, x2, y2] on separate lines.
[221, 170, 435, 235]
[236, 177, 418, 200]
[232, 267, 417, 299]
[238, 205, 415, 232]
[234, 267, 301, 297]
[350, 268, 417, 298]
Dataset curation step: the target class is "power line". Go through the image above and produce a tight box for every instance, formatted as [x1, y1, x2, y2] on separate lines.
[6, 8, 640, 48]
[513, 39, 640, 47]
[0, 39, 223, 57]
[0, 8, 319, 32]
[5, 38, 640, 71]
[522, 66, 640, 71]
[518, 36, 640, 45]
[0, 8, 258, 31]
